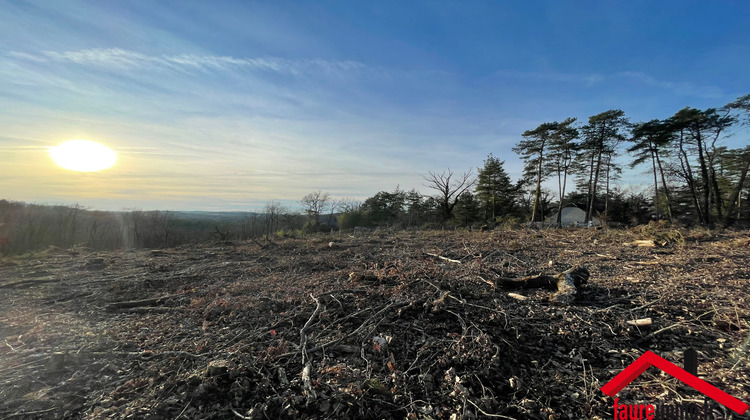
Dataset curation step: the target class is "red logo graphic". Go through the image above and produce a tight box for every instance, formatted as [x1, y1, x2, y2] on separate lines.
[601, 350, 748, 415]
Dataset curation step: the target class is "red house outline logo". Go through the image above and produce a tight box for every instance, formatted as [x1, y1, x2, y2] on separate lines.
[600, 350, 749, 415]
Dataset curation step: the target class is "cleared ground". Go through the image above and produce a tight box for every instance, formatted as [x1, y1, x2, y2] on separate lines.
[1, 225, 748, 419]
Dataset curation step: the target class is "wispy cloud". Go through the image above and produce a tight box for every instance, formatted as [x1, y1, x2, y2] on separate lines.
[493, 69, 605, 87]
[12, 48, 368, 77]
[492, 68, 727, 100]
[617, 71, 725, 99]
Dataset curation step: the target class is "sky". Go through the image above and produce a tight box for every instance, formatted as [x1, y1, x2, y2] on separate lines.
[1, 0, 749, 211]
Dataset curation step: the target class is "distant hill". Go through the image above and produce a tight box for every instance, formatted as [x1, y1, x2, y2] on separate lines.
[170, 211, 261, 222]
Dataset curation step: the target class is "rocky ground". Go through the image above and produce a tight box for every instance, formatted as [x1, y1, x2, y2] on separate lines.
[0, 223, 748, 419]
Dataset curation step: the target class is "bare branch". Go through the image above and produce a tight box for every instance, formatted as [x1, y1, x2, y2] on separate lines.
[422, 169, 475, 221]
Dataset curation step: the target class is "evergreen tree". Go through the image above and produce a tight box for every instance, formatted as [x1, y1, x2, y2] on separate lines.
[628, 119, 674, 222]
[514, 122, 557, 222]
[577, 110, 629, 223]
[669, 107, 735, 225]
[547, 118, 579, 227]
[475, 154, 517, 223]
[723, 94, 750, 227]
[361, 187, 407, 227]
[453, 192, 481, 227]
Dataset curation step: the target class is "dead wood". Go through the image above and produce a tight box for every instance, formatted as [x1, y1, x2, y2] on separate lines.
[497, 265, 589, 290]
[1, 230, 748, 419]
[425, 252, 462, 264]
[497, 265, 589, 304]
[0, 277, 59, 289]
[117, 307, 181, 314]
[104, 293, 185, 311]
[623, 239, 656, 247]
[627, 318, 653, 327]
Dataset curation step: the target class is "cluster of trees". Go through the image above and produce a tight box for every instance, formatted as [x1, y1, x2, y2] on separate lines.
[335, 94, 749, 230]
[334, 160, 522, 230]
[513, 94, 750, 228]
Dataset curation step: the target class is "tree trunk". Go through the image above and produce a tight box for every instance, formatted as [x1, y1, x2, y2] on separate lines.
[604, 152, 612, 225]
[559, 167, 568, 226]
[678, 131, 704, 224]
[654, 148, 673, 223]
[695, 133, 712, 225]
[556, 164, 565, 227]
[587, 150, 603, 223]
[710, 165, 723, 219]
[585, 153, 595, 223]
[649, 141, 660, 220]
[723, 158, 750, 228]
[531, 149, 544, 222]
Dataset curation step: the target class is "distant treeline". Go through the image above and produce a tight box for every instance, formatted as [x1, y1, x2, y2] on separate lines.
[0, 200, 307, 255]
[3, 97, 749, 255]
[335, 95, 750, 230]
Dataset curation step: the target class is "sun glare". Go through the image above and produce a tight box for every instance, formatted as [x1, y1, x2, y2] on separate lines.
[49, 140, 117, 172]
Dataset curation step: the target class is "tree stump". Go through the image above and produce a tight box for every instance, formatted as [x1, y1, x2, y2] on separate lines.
[498, 265, 589, 305]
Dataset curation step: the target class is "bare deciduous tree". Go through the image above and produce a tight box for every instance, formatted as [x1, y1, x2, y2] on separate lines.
[264, 200, 288, 238]
[423, 169, 475, 221]
[300, 190, 330, 232]
[338, 198, 363, 213]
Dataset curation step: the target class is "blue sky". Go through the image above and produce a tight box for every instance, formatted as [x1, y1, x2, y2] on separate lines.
[1, 0, 748, 211]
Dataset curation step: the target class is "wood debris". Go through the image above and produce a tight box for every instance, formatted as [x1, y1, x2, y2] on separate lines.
[0, 229, 748, 419]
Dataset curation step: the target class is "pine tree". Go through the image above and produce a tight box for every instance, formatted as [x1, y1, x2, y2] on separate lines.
[628, 119, 674, 222]
[475, 154, 517, 223]
[577, 110, 629, 223]
[669, 107, 735, 225]
[514, 122, 557, 222]
[547, 118, 579, 227]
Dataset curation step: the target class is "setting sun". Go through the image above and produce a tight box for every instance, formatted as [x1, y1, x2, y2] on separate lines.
[49, 139, 117, 172]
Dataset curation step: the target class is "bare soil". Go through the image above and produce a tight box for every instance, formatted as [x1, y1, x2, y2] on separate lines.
[1, 226, 748, 419]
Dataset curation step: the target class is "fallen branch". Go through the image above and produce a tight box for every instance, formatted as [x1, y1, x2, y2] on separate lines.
[508, 293, 528, 301]
[275, 301, 408, 360]
[314, 289, 368, 299]
[0, 278, 59, 289]
[299, 293, 322, 364]
[466, 398, 517, 419]
[117, 307, 180, 314]
[425, 252, 462, 264]
[104, 293, 185, 311]
[299, 293, 322, 403]
[627, 318, 653, 327]
[301, 362, 315, 402]
[249, 237, 268, 249]
[636, 310, 717, 343]
[623, 240, 656, 247]
[230, 408, 253, 420]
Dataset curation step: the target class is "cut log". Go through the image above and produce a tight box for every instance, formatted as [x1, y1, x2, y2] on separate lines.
[623, 240, 656, 247]
[626, 318, 652, 327]
[497, 266, 589, 305]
